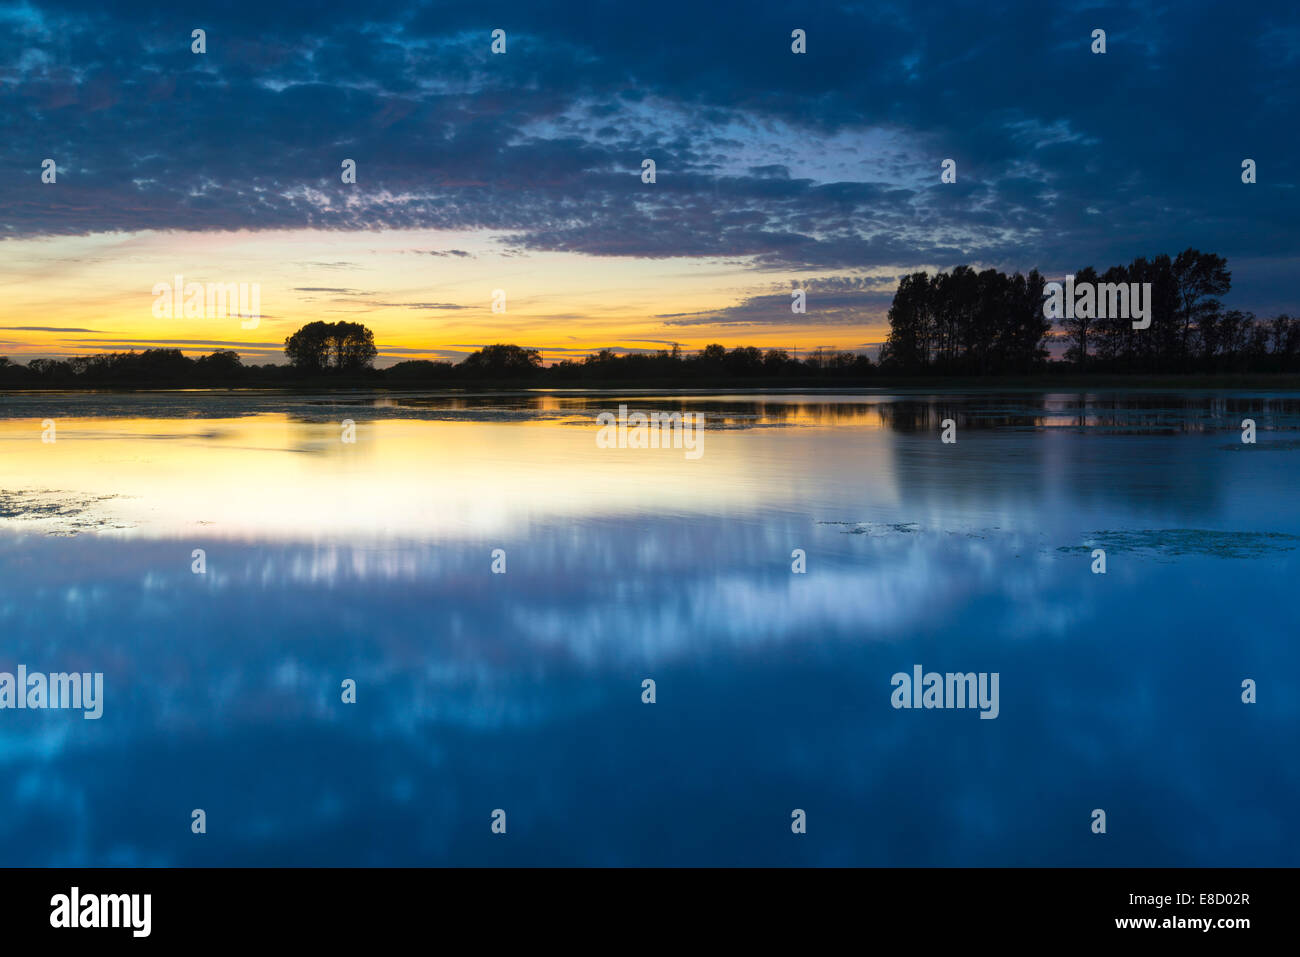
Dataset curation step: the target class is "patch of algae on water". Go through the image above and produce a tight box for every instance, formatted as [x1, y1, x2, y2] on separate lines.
[0, 490, 126, 534]
[818, 521, 921, 536]
[1059, 529, 1300, 559]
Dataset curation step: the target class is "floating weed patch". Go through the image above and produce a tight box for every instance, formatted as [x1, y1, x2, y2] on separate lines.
[1059, 529, 1300, 559]
[0, 489, 126, 534]
[819, 521, 921, 536]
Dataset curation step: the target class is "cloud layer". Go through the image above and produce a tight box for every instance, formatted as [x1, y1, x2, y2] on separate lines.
[1, 1, 1296, 309]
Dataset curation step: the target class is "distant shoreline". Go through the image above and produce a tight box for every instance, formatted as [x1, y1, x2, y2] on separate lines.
[4, 372, 1300, 394]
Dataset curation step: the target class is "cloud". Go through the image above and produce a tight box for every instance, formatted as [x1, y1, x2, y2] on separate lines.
[0, 0, 1293, 316]
[63, 339, 284, 349]
[0, 325, 105, 332]
[660, 276, 899, 327]
[294, 288, 468, 310]
[371, 302, 466, 310]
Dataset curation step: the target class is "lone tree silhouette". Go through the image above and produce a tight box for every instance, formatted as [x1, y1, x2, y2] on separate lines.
[284, 321, 377, 371]
[461, 344, 542, 376]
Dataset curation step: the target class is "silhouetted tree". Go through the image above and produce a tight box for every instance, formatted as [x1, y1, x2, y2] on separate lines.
[882, 267, 1049, 373]
[881, 249, 1251, 376]
[1004, 268, 1051, 372]
[284, 321, 334, 371]
[1062, 266, 1099, 368]
[284, 321, 377, 371]
[195, 350, 243, 382]
[698, 343, 727, 365]
[461, 343, 542, 375]
[329, 321, 378, 370]
[386, 359, 454, 383]
[880, 272, 933, 371]
[1172, 249, 1231, 366]
[1092, 264, 1132, 365]
[724, 346, 764, 374]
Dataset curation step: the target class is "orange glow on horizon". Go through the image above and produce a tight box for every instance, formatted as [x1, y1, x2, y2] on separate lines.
[0, 229, 891, 365]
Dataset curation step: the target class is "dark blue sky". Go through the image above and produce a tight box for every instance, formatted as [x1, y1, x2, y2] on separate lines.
[1, 0, 1297, 340]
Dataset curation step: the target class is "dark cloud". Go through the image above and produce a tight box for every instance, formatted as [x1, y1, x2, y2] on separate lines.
[661, 276, 900, 327]
[0, 0, 1294, 314]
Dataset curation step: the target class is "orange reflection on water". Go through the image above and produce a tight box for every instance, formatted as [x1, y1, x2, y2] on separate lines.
[0, 413, 899, 541]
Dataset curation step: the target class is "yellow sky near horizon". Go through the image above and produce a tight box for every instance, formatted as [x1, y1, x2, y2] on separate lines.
[0, 229, 890, 366]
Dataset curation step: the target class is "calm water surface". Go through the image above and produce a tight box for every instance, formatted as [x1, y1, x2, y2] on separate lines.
[0, 389, 1296, 865]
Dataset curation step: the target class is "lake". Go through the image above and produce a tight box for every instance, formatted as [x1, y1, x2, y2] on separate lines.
[0, 389, 1296, 865]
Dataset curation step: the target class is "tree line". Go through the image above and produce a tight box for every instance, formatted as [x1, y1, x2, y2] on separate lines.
[879, 249, 1300, 374]
[0, 341, 874, 387]
[2, 249, 1297, 388]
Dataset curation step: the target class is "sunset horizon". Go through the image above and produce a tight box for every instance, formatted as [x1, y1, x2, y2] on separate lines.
[2, 3, 1295, 367]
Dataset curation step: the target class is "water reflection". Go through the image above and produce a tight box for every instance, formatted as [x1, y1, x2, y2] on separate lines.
[6, 388, 1300, 430]
[0, 391, 1297, 865]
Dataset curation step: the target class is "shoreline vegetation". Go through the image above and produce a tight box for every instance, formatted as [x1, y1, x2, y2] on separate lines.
[3, 249, 1297, 392]
[4, 371, 1300, 393]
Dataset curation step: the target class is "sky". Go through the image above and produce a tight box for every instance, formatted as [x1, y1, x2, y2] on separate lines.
[0, 0, 1296, 366]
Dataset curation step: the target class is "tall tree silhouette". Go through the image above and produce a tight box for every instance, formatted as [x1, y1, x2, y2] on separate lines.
[1172, 249, 1231, 367]
[881, 267, 1050, 373]
[1061, 266, 1099, 368]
